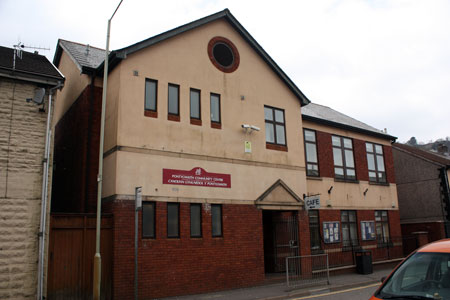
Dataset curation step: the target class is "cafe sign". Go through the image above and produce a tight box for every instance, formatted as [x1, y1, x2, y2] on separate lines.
[163, 167, 231, 188]
[304, 195, 320, 210]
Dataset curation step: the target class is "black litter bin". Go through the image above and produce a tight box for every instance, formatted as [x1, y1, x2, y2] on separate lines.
[355, 250, 373, 274]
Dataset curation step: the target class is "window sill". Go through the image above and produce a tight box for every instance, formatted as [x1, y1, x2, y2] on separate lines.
[144, 110, 158, 118]
[369, 181, 390, 186]
[334, 178, 359, 184]
[168, 114, 180, 122]
[190, 118, 202, 126]
[211, 122, 222, 129]
[266, 143, 288, 152]
[306, 176, 322, 181]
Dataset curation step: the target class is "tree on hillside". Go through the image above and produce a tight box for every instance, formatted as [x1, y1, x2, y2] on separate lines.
[406, 137, 418, 146]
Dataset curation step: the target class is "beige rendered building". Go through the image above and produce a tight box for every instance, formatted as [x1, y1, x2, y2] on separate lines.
[49, 9, 402, 299]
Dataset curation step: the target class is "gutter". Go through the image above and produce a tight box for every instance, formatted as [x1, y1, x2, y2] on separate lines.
[0, 71, 64, 87]
[37, 81, 64, 300]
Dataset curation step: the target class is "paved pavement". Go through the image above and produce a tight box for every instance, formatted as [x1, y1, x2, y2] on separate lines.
[162, 265, 395, 300]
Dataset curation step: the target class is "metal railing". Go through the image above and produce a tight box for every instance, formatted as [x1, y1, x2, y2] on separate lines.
[286, 254, 330, 288]
[311, 236, 408, 269]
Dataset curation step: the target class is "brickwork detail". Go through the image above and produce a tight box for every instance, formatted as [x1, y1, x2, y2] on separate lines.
[316, 131, 333, 178]
[315, 130, 395, 184]
[52, 84, 102, 213]
[0, 78, 50, 299]
[353, 139, 369, 181]
[401, 222, 446, 242]
[383, 145, 396, 184]
[110, 200, 265, 299]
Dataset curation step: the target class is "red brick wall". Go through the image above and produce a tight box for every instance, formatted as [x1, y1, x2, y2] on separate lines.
[316, 131, 334, 178]
[110, 200, 265, 299]
[314, 209, 403, 264]
[51, 84, 102, 213]
[383, 145, 396, 184]
[298, 210, 311, 257]
[314, 130, 394, 183]
[354, 139, 368, 181]
[388, 210, 401, 237]
[401, 222, 446, 242]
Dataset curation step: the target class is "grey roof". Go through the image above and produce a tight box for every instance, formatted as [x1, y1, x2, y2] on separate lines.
[54, 39, 105, 71]
[0, 45, 64, 85]
[302, 103, 396, 140]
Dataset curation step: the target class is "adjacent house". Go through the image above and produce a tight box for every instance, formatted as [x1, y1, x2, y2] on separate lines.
[49, 9, 402, 299]
[392, 143, 450, 241]
[0, 46, 64, 299]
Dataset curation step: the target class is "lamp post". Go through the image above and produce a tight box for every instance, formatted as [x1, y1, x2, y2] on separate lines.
[93, 1, 123, 299]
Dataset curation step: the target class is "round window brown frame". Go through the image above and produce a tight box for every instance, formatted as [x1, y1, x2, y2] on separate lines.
[208, 36, 240, 73]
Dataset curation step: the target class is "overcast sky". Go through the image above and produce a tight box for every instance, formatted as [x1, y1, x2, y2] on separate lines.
[1, 0, 449, 143]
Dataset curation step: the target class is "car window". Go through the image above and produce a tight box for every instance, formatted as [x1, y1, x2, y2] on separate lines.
[377, 252, 450, 300]
[399, 255, 430, 289]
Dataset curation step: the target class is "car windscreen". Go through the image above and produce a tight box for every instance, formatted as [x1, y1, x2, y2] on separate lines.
[376, 252, 450, 300]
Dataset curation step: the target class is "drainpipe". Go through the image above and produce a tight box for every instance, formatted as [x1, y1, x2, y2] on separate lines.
[37, 82, 63, 300]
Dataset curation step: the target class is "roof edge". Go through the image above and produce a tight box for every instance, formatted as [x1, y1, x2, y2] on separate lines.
[97, 9, 310, 106]
[392, 143, 450, 167]
[0, 68, 64, 87]
[302, 114, 397, 141]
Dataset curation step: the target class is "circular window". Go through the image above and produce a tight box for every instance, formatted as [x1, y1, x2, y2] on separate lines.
[208, 37, 240, 73]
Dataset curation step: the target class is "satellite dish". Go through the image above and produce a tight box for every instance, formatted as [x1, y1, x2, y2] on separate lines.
[32, 88, 46, 105]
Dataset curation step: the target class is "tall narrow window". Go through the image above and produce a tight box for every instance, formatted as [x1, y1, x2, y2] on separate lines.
[210, 93, 221, 128]
[190, 204, 202, 237]
[190, 88, 201, 125]
[168, 84, 179, 120]
[167, 203, 179, 238]
[211, 204, 222, 237]
[144, 79, 157, 117]
[341, 210, 358, 247]
[309, 210, 321, 252]
[332, 135, 356, 180]
[264, 106, 287, 150]
[304, 129, 319, 176]
[366, 142, 386, 183]
[142, 202, 155, 238]
[375, 210, 390, 245]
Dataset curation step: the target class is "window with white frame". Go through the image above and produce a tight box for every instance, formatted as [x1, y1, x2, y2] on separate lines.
[332, 135, 356, 180]
[304, 129, 319, 176]
[366, 142, 386, 183]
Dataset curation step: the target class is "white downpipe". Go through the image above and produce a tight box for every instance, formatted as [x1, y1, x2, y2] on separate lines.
[37, 83, 61, 300]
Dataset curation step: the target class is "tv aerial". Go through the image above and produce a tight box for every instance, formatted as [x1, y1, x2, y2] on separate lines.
[14, 42, 51, 111]
[12, 41, 50, 71]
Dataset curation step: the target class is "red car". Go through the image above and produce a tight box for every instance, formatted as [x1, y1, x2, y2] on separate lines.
[370, 239, 450, 300]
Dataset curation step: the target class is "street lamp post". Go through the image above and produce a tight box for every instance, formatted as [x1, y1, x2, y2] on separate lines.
[93, 1, 123, 299]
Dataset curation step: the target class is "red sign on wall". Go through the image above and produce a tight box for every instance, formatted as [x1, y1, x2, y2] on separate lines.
[162, 167, 231, 188]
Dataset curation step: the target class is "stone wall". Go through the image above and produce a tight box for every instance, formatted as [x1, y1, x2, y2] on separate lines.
[0, 78, 49, 299]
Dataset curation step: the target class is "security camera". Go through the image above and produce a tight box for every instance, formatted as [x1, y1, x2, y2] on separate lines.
[250, 125, 260, 131]
[241, 124, 250, 129]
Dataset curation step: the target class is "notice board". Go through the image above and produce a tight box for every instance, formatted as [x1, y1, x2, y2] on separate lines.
[323, 222, 340, 243]
[361, 221, 376, 241]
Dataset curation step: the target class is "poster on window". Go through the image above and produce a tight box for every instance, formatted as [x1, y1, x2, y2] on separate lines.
[361, 221, 376, 241]
[323, 222, 340, 243]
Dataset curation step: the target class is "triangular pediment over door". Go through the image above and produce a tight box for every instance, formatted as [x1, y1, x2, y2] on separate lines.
[255, 179, 304, 210]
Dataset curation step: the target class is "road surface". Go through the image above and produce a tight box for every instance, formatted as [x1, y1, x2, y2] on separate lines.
[287, 283, 380, 300]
